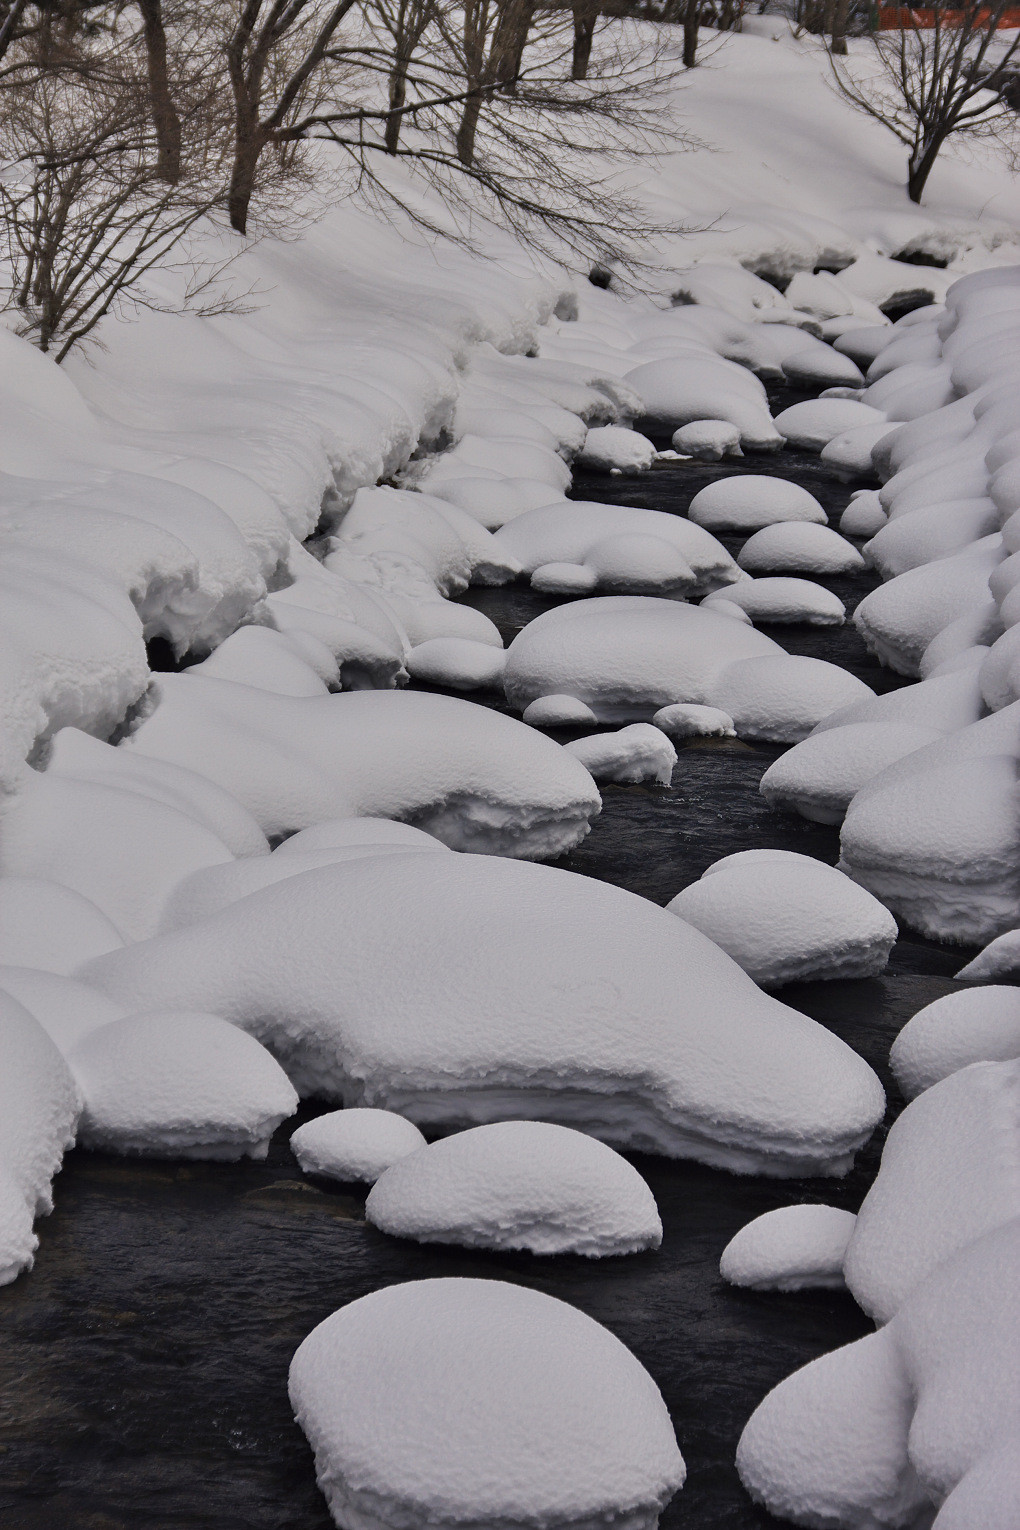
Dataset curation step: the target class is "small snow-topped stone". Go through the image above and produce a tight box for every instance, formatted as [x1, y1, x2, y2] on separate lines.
[667, 853, 896, 987]
[0, 877, 123, 974]
[564, 725, 676, 785]
[703, 578, 845, 627]
[671, 420, 742, 460]
[708, 655, 874, 743]
[688, 477, 826, 533]
[406, 638, 506, 691]
[956, 930, 1020, 982]
[760, 721, 945, 824]
[522, 694, 600, 727]
[624, 358, 782, 450]
[720, 1204, 856, 1291]
[737, 523, 865, 576]
[584, 534, 695, 594]
[289, 1278, 685, 1530]
[782, 346, 864, 389]
[69, 1012, 298, 1160]
[366, 1120, 662, 1256]
[532, 562, 599, 594]
[890, 987, 1020, 1098]
[578, 425, 657, 474]
[839, 490, 888, 537]
[652, 704, 735, 739]
[291, 1108, 426, 1183]
[276, 818, 448, 855]
[773, 399, 885, 451]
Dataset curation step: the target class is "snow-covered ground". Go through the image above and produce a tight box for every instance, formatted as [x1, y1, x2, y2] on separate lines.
[3, 17, 1020, 1530]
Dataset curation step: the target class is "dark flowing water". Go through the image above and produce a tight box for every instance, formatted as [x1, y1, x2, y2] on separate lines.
[0, 397, 971, 1528]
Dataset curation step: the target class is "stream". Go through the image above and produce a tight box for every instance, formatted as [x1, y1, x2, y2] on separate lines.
[0, 387, 971, 1529]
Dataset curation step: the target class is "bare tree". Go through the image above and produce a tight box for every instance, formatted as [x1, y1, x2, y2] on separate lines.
[832, 0, 1020, 202]
[571, 0, 598, 79]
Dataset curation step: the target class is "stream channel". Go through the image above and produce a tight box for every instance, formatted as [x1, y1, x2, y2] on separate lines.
[0, 386, 973, 1529]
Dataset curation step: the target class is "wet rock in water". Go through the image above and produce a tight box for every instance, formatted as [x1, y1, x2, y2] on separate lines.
[289, 1278, 686, 1530]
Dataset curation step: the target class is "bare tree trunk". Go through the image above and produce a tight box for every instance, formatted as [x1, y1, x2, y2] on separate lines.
[227, 121, 265, 235]
[386, 48, 411, 152]
[682, 0, 699, 65]
[907, 135, 943, 202]
[490, 0, 534, 89]
[137, 0, 181, 183]
[456, 85, 483, 164]
[572, 0, 598, 79]
[829, 0, 851, 52]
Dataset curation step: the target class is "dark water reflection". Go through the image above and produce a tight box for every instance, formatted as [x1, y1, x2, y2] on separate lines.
[1, 407, 971, 1527]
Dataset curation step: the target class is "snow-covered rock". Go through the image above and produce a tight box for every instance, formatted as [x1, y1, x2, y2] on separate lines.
[427, 476, 566, 531]
[671, 420, 742, 460]
[687, 477, 827, 533]
[289, 1278, 686, 1530]
[0, 877, 123, 974]
[737, 522, 865, 576]
[853, 538, 1005, 676]
[0, 968, 126, 1056]
[290, 1108, 426, 1183]
[83, 852, 885, 1177]
[890, 987, 1020, 1098]
[577, 425, 657, 473]
[809, 666, 985, 737]
[365, 1119, 662, 1256]
[564, 725, 677, 784]
[720, 1204, 856, 1291]
[782, 346, 865, 390]
[123, 678, 601, 858]
[531, 561, 600, 594]
[773, 399, 886, 451]
[522, 694, 600, 727]
[652, 703, 735, 739]
[666, 852, 897, 987]
[624, 358, 782, 450]
[760, 721, 945, 824]
[406, 637, 506, 691]
[276, 817, 447, 855]
[69, 1011, 298, 1159]
[707, 654, 874, 743]
[843, 1060, 1020, 1323]
[703, 577, 845, 627]
[956, 930, 1020, 981]
[839, 491, 888, 538]
[583, 534, 697, 594]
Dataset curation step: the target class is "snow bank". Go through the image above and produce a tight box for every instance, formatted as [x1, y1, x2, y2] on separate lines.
[720, 1204, 856, 1292]
[0, 877, 123, 975]
[667, 852, 897, 987]
[564, 725, 677, 785]
[289, 1278, 685, 1530]
[365, 1119, 662, 1256]
[69, 1011, 297, 1160]
[890, 987, 1020, 1098]
[290, 1108, 426, 1184]
[83, 853, 885, 1177]
[123, 678, 601, 857]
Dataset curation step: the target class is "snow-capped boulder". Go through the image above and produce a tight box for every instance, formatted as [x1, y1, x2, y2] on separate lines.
[366, 1120, 662, 1256]
[820, 421, 900, 478]
[406, 637, 506, 691]
[737, 1218, 1020, 1530]
[853, 538, 1005, 676]
[577, 425, 657, 474]
[687, 477, 827, 533]
[671, 420, 742, 460]
[720, 1204, 856, 1291]
[0, 968, 126, 1056]
[760, 721, 945, 824]
[289, 1278, 686, 1530]
[737, 523, 865, 576]
[531, 562, 599, 594]
[652, 703, 735, 739]
[69, 1011, 298, 1159]
[123, 678, 602, 859]
[564, 725, 677, 785]
[275, 818, 447, 855]
[890, 988, 1020, 1099]
[864, 499, 1001, 581]
[522, 694, 600, 727]
[707, 654, 874, 743]
[667, 852, 897, 987]
[781, 346, 864, 390]
[956, 930, 1020, 981]
[426, 476, 565, 531]
[703, 577, 845, 627]
[839, 491, 887, 538]
[773, 399, 885, 451]
[624, 358, 782, 450]
[843, 1060, 1020, 1323]
[808, 667, 984, 737]
[187, 625, 334, 697]
[290, 1108, 426, 1184]
[583, 534, 696, 594]
[0, 877, 122, 974]
[83, 853, 885, 1177]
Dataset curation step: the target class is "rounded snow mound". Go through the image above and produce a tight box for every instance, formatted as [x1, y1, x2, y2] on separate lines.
[522, 694, 599, 728]
[532, 562, 599, 595]
[957, 929, 1020, 982]
[720, 1204, 856, 1291]
[708, 654, 874, 743]
[667, 852, 897, 987]
[890, 987, 1020, 1099]
[276, 818, 447, 855]
[703, 577, 845, 627]
[839, 490, 887, 538]
[366, 1120, 662, 1256]
[671, 420, 742, 460]
[737, 523, 865, 576]
[624, 357, 782, 450]
[760, 720, 945, 824]
[584, 534, 696, 594]
[291, 1108, 426, 1184]
[0, 877, 123, 975]
[0, 967, 126, 1055]
[69, 1011, 298, 1160]
[652, 703, 735, 739]
[688, 477, 826, 533]
[289, 1277, 686, 1530]
[83, 853, 885, 1177]
[406, 638, 506, 692]
[773, 398, 885, 451]
[577, 425, 657, 474]
[564, 725, 676, 785]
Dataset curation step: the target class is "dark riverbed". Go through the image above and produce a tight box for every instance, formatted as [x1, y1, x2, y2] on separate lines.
[0, 408, 971, 1528]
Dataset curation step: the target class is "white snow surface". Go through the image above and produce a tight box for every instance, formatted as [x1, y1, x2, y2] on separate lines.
[652, 703, 735, 739]
[688, 477, 827, 533]
[667, 852, 897, 987]
[671, 421, 742, 460]
[0, 968, 127, 1056]
[720, 1204, 856, 1292]
[290, 1108, 426, 1184]
[563, 725, 677, 785]
[956, 930, 1020, 981]
[890, 987, 1020, 1098]
[703, 578, 845, 627]
[736, 523, 865, 576]
[365, 1119, 663, 1256]
[577, 425, 657, 474]
[760, 720, 946, 825]
[288, 1277, 685, 1530]
[707, 654, 874, 743]
[82, 852, 885, 1177]
[69, 1011, 298, 1160]
[772, 399, 886, 452]
[0, 877, 123, 975]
